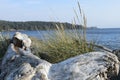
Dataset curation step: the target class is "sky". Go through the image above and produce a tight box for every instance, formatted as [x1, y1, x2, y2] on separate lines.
[0, 0, 120, 28]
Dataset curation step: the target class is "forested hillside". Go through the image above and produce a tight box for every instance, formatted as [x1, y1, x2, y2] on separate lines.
[0, 20, 83, 31]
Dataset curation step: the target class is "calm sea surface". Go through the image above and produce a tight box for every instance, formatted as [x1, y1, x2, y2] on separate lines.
[2, 28, 120, 50]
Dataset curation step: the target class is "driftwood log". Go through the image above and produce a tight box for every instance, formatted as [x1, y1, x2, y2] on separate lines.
[0, 32, 120, 80]
[87, 42, 120, 61]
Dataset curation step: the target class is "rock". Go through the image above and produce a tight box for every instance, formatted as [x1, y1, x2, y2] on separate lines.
[0, 32, 119, 80]
[12, 32, 31, 49]
[50, 52, 119, 80]
[1, 32, 32, 68]
[112, 49, 120, 61]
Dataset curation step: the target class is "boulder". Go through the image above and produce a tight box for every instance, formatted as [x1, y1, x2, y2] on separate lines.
[12, 32, 31, 49]
[0, 32, 119, 80]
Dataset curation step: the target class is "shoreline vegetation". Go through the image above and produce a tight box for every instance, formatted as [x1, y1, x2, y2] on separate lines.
[0, 2, 96, 63]
[0, 20, 98, 31]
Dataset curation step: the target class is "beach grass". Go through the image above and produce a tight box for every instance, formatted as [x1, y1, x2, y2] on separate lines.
[0, 33, 10, 58]
[31, 2, 95, 63]
[31, 25, 95, 63]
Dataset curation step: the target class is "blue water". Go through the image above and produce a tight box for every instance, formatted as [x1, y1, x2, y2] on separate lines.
[2, 28, 120, 50]
[86, 28, 120, 49]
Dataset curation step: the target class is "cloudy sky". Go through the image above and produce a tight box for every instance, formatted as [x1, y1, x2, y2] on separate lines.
[0, 0, 120, 28]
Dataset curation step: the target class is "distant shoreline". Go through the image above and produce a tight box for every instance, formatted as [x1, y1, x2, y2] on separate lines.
[0, 20, 98, 31]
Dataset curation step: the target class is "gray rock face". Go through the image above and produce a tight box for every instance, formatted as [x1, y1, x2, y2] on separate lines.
[13, 32, 31, 48]
[0, 32, 119, 80]
[50, 52, 119, 80]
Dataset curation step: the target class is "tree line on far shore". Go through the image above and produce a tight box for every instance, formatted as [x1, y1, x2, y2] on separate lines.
[0, 20, 86, 31]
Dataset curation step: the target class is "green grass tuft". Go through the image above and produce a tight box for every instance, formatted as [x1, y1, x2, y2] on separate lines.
[31, 2, 95, 63]
[0, 33, 10, 58]
[31, 25, 95, 63]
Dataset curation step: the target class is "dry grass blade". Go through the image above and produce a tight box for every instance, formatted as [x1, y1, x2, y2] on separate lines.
[78, 1, 82, 17]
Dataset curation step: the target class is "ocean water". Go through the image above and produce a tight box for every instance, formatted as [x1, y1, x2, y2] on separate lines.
[86, 28, 120, 50]
[2, 28, 120, 50]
